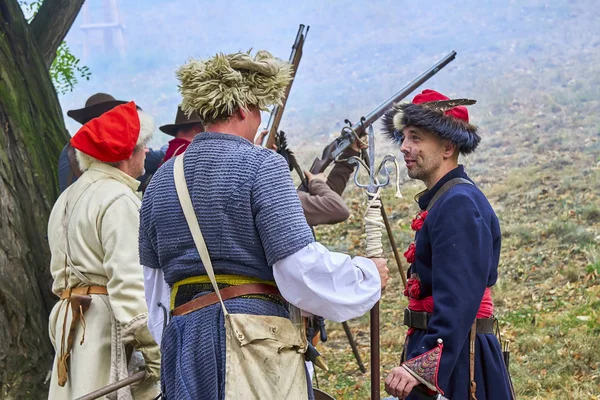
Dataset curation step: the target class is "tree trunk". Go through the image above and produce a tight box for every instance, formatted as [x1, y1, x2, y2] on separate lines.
[0, 1, 71, 397]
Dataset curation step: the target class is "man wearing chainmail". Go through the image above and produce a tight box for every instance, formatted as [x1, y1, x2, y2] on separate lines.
[140, 50, 389, 399]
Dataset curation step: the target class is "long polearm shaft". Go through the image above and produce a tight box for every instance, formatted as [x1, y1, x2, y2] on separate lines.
[74, 371, 146, 400]
[362, 126, 384, 400]
[342, 321, 367, 373]
[361, 147, 408, 289]
[371, 304, 381, 399]
[381, 204, 407, 289]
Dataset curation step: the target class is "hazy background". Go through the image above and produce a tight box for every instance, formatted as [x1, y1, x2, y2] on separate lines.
[57, 0, 600, 153]
[49, 2, 600, 397]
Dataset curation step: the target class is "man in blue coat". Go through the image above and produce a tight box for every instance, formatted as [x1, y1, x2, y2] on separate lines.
[382, 89, 514, 400]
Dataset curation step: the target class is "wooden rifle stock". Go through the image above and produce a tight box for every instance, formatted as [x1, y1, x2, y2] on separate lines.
[308, 51, 457, 175]
[263, 24, 309, 149]
[75, 371, 146, 400]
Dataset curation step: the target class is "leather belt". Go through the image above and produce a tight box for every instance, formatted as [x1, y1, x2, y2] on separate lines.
[56, 285, 107, 386]
[59, 285, 108, 299]
[172, 283, 283, 317]
[403, 308, 495, 333]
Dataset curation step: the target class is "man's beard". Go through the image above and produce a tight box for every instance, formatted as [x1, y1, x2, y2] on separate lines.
[407, 168, 418, 179]
[407, 166, 426, 181]
[406, 157, 441, 183]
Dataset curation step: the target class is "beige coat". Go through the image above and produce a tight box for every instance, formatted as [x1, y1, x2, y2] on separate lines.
[47, 163, 160, 400]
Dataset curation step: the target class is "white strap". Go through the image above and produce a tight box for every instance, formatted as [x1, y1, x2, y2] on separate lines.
[62, 181, 96, 288]
[173, 155, 228, 315]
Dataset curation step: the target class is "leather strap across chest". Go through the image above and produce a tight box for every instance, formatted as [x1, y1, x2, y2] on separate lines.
[426, 177, 473, 211]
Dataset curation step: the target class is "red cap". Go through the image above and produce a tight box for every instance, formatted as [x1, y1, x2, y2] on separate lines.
[71, 101, 141, 162]
[412, 89, 469, 123]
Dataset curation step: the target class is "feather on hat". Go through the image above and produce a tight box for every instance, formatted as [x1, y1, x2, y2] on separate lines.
[382, 89, 480, 155]
[176, 50, 292, 124]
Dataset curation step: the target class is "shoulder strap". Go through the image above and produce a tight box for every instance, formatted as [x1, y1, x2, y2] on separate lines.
[62, 181, 96, 288]
[173, 143, 187, 157]
[173, 155, 228, 315]
[426, 177, 473, 211]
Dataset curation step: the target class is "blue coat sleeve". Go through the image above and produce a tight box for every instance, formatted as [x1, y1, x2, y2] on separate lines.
[57, 144, 75, 193]
[406, 192, 493, 389]
[139, 191, 160, 270]
[251, 152, 314, 266]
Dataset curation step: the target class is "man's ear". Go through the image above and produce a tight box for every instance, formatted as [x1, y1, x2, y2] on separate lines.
[237, 107, 247, 121]
[442, 140, 458, 159]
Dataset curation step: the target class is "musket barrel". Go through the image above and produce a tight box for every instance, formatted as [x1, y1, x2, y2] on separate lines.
[263, 24, 308, 148]
[264, 24, 306, 134]
[291, 24, 305, 54]
[308, 50, 457, 176]
[351, 51, 457, 135]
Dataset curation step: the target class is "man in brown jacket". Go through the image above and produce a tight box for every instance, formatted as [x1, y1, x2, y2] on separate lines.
[255, 130, 364, 226]
[298, 142, 363, 226]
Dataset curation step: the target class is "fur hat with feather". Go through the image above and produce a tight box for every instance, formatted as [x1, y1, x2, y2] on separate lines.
[382, 89, 480, 155]
[176, 50, 292, 125]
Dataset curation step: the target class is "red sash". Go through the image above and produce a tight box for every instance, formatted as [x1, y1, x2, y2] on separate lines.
[407, 287, 494, 335]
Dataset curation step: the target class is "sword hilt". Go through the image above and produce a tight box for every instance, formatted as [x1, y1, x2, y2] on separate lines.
[413, 385, 450, 400]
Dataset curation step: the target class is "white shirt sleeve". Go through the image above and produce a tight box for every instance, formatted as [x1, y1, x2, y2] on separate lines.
[143, 266, 171, 346]
[273, 242, 381, 323]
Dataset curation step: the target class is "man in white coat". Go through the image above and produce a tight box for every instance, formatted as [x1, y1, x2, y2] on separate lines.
[47, 101, 160, 399]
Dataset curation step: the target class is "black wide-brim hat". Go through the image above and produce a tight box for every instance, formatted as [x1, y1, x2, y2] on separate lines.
[67, 93, 129, 125]
[159, 106, 204, 137]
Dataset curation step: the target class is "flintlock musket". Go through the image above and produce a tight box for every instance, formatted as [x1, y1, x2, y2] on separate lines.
[307, 51, 457, 178]
[304, 51, 457, 289]
[262, 24, 309, 150]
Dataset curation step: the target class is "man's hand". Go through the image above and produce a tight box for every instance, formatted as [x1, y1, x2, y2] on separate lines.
[254, 130, 268, 146]
[351, 136, 368, 152]
[385, 366, 420, 399]
[304, 170, 326, 183]
[254, 129, 277, 150]
[370, 257, 389, 290]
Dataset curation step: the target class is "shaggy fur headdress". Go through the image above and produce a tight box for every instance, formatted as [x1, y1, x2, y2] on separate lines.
[176, 50, 292, 124]
[382, 89, 480, 155]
